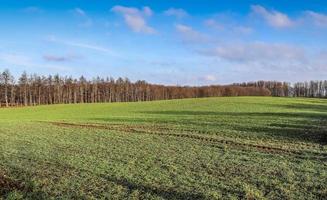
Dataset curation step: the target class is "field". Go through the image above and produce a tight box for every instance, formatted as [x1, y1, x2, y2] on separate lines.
[0, 97, 326, 199]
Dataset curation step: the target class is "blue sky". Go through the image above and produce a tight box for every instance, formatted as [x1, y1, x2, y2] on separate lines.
[0, 0, 326, 85]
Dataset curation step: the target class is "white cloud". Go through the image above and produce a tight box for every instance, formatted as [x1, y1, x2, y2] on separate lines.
[112, 6, 144, 16]
[200, 42, 305, 63]
[175, 24, 207, 42]
[204, 19, 225, 30]
[251, 5, 293, 28]
[305, 11, 327, 28]
[251, 7, 327, 29]
[202, 75, 217, 82]
[124, 15, 155, 34]
[143, 6, 153, 17]
[164, 8, 188, 18]
[197, 42, 319, 74]
[205, 19, 253, 34]
[111, 5, 156, 34]
[197, 42, 327, 81]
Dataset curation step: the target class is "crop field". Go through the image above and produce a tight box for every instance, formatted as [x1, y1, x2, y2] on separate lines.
[0, 97, 326, 199]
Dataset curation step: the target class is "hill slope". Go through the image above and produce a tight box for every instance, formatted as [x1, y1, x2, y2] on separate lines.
[0, 97, 326, 199]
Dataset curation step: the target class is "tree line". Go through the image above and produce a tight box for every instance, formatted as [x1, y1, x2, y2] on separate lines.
[0, 70, 325, 107]
[234, 80, 327, 98]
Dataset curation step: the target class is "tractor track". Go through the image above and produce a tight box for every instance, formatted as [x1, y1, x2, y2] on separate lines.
[44, 121, 327, 161]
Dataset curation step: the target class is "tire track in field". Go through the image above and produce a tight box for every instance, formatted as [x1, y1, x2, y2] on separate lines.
[45, 121, 327, 161]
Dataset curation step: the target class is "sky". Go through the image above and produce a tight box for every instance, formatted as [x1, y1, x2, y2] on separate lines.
[0, 0, 327, 85]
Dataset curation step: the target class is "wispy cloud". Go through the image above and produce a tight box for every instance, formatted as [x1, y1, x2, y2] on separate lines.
[74, 8, 86, 16]
[111, 5, 156, 34]
[199, 42, 305, 63]
[164, 8, 188, 19]
[72, 7, 93, 27]
[43, 54, 81, 62]
[251, 6, 327, 29]
[305, 11, 327, 28]
[204, 19, 225, 31]
[46, 36, 118, 57]
[197, 41, 327, 76]
[142, 6, 153, 17]
[251, 5, 294, 28]
[175, 24, 208, 43]
[200, 75, 217, 82]
[205, 19, 253, 34]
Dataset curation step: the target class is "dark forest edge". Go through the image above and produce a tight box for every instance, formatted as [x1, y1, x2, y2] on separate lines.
[0, 69, 326, 107]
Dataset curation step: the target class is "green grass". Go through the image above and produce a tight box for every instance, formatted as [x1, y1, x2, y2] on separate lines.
[0, 97, 326, 199]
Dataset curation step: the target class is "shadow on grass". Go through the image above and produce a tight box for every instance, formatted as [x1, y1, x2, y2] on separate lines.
[231, 122, 326, 145]
[87, 101, 327, 145]
[141, 106, 327, 143]
[140, 111, 326, 144]
[140, 110, 327, 119]
[279, 102, 327, 113]
[91, 113, 326, 145]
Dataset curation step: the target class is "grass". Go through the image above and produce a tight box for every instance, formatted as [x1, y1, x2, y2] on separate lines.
[0, 97, 326, 199]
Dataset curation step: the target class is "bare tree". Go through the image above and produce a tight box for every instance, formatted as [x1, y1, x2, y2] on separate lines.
[0, 69, 325, 107]
[0, 69, 14, 107]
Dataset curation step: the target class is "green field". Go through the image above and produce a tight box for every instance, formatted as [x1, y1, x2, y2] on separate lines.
[0, 97, 326, 199]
